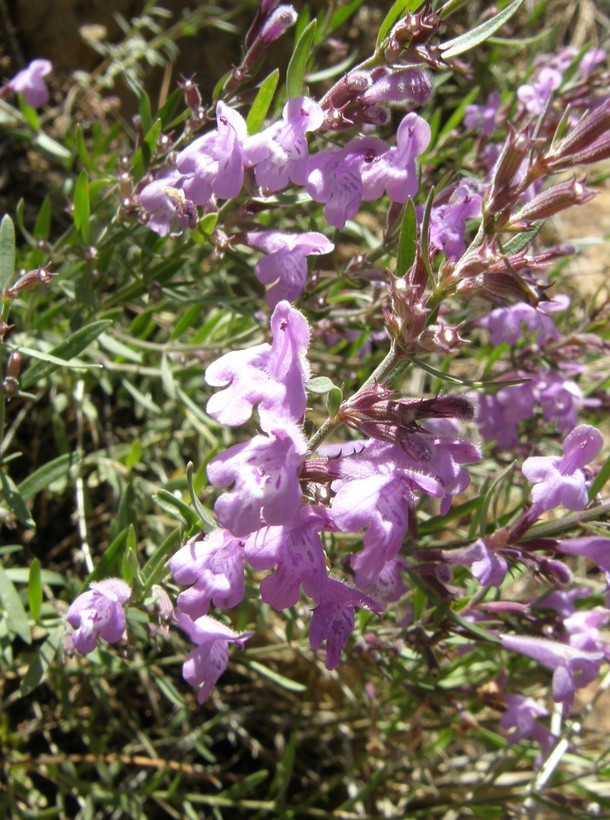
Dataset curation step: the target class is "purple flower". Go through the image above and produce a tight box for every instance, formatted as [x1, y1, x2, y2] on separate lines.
[244, 97, 324, 192]
[555, 536, 610, 574]
[360, 112, 431, 204]
[564, 610, 610, 659]
[426, 182, 481, 258]
[177, 101, 247, 205]
[245, 230, 334, 307]
[8, 59, 52, 107]
[309, 578, 383, 670]
[177, 613, 252, 704]
[208, 424, 307, 537]
[66, 578, 131, 654]
[480, 296, 567, 347]
[170, 529, 245, 618]
[205, 301, 310, 429]
[464, 91, 500, 137]
[244, 506, 332, 609]
[500, 694, 555, 763]
[517, 66, 562, 115]
[443, 539, 508, 587]
[306, 137, 390, 229]
[138, 169, 197, 237]
[522, 424, 603, 513]
[500, 633, 603, 715]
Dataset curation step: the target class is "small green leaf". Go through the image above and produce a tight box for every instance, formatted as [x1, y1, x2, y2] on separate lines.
[18, 453, 73, 502]
[286, 19, 317, 98]
[158, 87, 183, 128]
[502, 221, 543, 255]
[477, 461, 517, 540]
[121, 541, 138, 585]
[1, 471, 35, 528]
[589, 449, 610, 500]
[20, 319, 111, 390]
[86, 527, 131, 584]
[0, 214, 16, 291]
[246, 659, 307, 693]
[138, 90, 153, 135]
[169, 304, 202, 340]
[186, 461, 217, 532]
[33, 197, 52, 241]
[306, 376, 340, 394]
[376, 0, 425, 49]
[28, 558, 42, 622]
[0, 563, 31, 643]
[328, 0, 366, 33]
[440, 0, 525, 59]
[154, 489, 202, 529]
[20, 626, 65, 696]
[34, 133, 72, 159]
[73, 170, 91, 242]
[141, 529, 180, 591]
[396, 198, 418, 276]
[246, 69, 280, 135]
[75, 124, 96, 172]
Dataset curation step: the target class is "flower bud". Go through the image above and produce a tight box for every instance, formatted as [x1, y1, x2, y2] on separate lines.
[508, 176, 596, 228]
[178, 74, 202, 112]
[486, 126, 533, 214]
[5, 264, 57, 298]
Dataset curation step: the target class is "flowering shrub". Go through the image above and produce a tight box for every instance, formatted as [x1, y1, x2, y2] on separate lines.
[2, 0, 610, 815]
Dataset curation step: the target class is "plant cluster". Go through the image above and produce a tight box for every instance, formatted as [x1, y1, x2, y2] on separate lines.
[2, 0, 610, 815]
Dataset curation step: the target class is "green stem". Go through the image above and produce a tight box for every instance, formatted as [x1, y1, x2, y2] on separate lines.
[307, 341, 402, 453]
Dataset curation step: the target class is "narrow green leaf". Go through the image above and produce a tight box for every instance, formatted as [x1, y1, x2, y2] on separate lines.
[450, 609, 499, 644]
[169, 304, 202, 340]
[589, 449, 610, 500]
[1, 471, 35, 527]
[158, 87, 183, 128]
[396, 198, 418, 276]
[86, 527, 130, 584]
[246, 69, 280, 135]
[75, 124, 96, 172]
[154, 489, 201, 528]
[12, 345, 96, 374]
[477, 461, 517, 540]
[286, 20, 317, 98]
[141, 529, 180, 591]
[34, 133, 71, 159]
[0, 563, 31, 643]
[435, 86, 481, 143]
[0, 214, 16, 291]
[33, 197, 52, 241]
[246, 659, 307, 693]
[328, 0, 366, 33]
[20, 319, 111, 390]
[20, 626, 65, 696]
[186, 461, 217, 531]
[376, 0, 424, 49]
[142, 119, 162, 167]
[138, 90, 153, 135]
[502, 221, 543, 255]
[28, 558, 42, 622]
[440, 0, 524, 59]
[73, 170, 91, 242]
[18, 453, 73, 501]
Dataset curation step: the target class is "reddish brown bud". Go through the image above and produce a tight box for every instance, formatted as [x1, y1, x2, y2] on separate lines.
[507, 176, 596, 228]
[6, 264, 57, 298]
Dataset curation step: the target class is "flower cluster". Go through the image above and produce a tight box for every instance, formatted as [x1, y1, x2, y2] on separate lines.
[57, 1, 610, 766]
